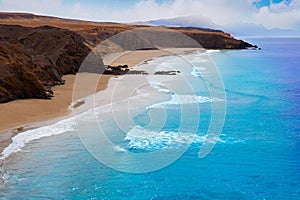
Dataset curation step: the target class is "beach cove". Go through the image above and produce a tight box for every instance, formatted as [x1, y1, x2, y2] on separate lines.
[0, 48, 202, 158]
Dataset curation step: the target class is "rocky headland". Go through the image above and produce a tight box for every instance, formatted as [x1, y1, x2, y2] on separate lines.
[0, 12, 258, 103]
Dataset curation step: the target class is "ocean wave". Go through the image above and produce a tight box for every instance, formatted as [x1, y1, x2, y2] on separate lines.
[149, 81, 222, 106]
[148, 94, 223, 109]
[124, 126, 225, 151]
[149, 82, 174, 94]
[205, 50, 221, 54]
[125, 126, 194, 151]
[1, 118, 77, 160]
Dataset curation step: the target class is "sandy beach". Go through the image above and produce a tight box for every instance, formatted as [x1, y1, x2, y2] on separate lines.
[0, 75, 113, 153]
[0, 48, 201, 155]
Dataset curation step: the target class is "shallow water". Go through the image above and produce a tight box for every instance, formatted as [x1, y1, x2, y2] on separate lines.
[1, 37, 300, 199]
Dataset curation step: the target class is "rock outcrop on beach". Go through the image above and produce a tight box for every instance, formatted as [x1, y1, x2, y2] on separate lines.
[103, 65, 129, 75]
[0, 13, 258, 103]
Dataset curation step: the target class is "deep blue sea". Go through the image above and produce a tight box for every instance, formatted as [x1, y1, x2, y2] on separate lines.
[1, 37, 300, 199]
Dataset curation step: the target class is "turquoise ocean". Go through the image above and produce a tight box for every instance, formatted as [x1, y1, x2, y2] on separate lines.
[0, 37, 299, 199]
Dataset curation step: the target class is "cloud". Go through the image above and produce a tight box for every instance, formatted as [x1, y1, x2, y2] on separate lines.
[0, 0, 62, 13]
[0, 0, 299, 31]
[253, 0, 300, 30]
[115, 0, 300, 31]
[104, 0, 255, 25]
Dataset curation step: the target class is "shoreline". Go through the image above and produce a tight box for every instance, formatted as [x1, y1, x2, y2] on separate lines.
[0, 74, 113, 156]
[0, 48, 202, 158]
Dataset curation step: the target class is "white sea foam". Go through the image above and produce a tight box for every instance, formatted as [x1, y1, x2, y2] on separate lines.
[171, 94, 217, 104]
[148, 82, 174, 94]
[148, 81, 223, 109]
[124, 126, 225, 151]
[148, 94, 223, 109]
[113, 145, 127, 152]
[191, 67, 202, 77]
[205, 50, 220, 54]
[125, 126, 194, 151]
[1, 118, 77, 160]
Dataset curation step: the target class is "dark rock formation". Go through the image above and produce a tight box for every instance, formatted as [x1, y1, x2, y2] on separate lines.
[126, 70, 149, 75]
[103, 65, 129, 75]
[172, 27, 258, 49]
[0, 24, 90, 103]
[0, 13, 258, 50]
[154, 71, 181, 75]
[103, 65, 151, 75]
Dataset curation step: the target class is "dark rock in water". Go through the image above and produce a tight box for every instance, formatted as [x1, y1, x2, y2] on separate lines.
[16, 127, 24, 132]
[136, 47, 159, 51]
[154, 71, 181, 75]
[104, 65, 149, 75]
[71, 100, 85, 109]
[126, 70, 149, 75]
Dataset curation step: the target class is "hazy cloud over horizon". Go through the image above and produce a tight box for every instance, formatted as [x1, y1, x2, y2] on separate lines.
[0, 0, 299, 31]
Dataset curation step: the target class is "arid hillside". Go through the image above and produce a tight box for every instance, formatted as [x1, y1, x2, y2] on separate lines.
[0, 13, 257, 103]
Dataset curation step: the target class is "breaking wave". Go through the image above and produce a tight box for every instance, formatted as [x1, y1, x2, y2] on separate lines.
[124, 126, 225, 152]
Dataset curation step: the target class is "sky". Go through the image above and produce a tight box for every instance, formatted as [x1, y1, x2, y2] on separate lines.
[0, 0, 299, 31]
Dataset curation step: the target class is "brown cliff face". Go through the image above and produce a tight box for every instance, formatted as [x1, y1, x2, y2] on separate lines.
[0, 13, 257, 103]
[0, 24, 90, 103]
[0, 13, 257, 50]
[173, 27, 256, 49]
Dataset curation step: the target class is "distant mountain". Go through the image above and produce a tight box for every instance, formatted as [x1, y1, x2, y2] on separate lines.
[148, 14, 218, 29]
[223, 22, 300, 37]
[148, 15, 300, 37]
